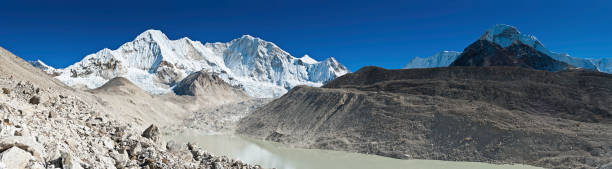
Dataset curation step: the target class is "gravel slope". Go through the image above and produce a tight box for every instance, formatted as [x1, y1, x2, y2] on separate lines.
[238, 66, 612, 169]
[0, 46, 264, 168]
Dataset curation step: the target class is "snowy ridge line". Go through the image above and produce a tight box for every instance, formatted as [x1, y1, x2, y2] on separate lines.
[36, 30, 349, 98]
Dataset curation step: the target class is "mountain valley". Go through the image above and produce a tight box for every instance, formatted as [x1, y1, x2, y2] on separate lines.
[1, 24, 611, 169]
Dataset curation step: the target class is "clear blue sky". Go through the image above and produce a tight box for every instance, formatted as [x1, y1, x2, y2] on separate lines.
[0, 0, 610, 71]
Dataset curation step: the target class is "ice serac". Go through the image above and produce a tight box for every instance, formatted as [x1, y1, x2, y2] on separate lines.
[403, 51, 461, 69]
[53, 30, 349, 98]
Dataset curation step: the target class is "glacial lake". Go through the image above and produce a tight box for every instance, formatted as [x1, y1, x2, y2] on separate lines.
[166, 130, 542, 169]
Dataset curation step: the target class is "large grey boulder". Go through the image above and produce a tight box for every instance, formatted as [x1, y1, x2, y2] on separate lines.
[600, 162, 612, 169]
[0, 146, 32, 169]
[0, 136, 45, 161]
[142, 124, 160, 142]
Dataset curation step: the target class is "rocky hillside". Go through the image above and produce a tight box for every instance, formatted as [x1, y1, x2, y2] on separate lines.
[450, 39, 572, 71]
[450, 26, 572, 71]
[237, 66, 612, 169]
[42, 30, 348, 98]
[0, 46, 265, 168]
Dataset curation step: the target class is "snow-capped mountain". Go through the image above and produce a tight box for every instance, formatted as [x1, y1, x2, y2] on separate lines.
[402, 51, 461, 69]
[44, 30, 349, 98]
[403, 24, 612, 73]
[451, 27, 572, 71]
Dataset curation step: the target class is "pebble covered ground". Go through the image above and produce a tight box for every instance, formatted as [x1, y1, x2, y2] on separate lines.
[0, 72, 266, 169]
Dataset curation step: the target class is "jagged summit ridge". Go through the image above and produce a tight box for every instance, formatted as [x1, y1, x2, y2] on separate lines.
[47, 29, 349, 98]
[480, 24, 542, 49]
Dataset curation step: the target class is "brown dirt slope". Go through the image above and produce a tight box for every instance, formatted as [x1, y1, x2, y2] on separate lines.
[238, 66, 612, 169]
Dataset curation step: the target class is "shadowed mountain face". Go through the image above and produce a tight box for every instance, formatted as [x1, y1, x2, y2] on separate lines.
[173, 71, 247, 98]
[324, 66, 612, 122]
[238, 66, 612, 169]
[450, 40, 572, 72]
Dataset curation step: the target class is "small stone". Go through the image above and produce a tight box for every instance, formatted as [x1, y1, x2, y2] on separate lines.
[48, 111, 57, 118]
[166, 140, 183, 152]
[214, 162, 225, 169]
[1, 88, 9, 95]
[142, 124, 160, 142]
[29, 96, 41, 105]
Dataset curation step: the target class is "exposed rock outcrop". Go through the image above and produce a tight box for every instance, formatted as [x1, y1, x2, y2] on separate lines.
[450, 39, 572, 72]
[142, 124, 160, 142]
[173, 71, 248, 99]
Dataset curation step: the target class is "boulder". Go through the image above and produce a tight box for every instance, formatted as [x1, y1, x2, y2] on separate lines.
[166, 140, 184, 152]
[61, 151, 83, 169]
[111, 150, 129, 168]
[0, 136, 45, 161]
[0, 146, 32, 169]
[142, 124, 160, 142]
[48, 111, 57, 118]
[600, 162, 612, 169]
[128, 142, 142, 158]
[29, 96, 41, 105]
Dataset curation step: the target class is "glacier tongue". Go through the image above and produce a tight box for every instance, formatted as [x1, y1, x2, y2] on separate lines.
[52, 30, 349, 98]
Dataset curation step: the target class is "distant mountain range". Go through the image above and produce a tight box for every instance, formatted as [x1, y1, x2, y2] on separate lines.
[33, 30, 349, 98]
[404, 24, 612, 73]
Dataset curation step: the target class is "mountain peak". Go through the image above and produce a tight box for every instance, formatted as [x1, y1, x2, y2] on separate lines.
[480, 24, 542, 49]
[300, 54, 318, 64]
[51, 30, 349, 98]
[240, 34, 256, 40]
[230, 34, 268, 47]
[451, 37, 572, 72]
[135, 29, 169, 42]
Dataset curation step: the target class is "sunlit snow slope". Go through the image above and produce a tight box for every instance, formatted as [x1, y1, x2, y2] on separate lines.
[48, 30, 349, 98]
